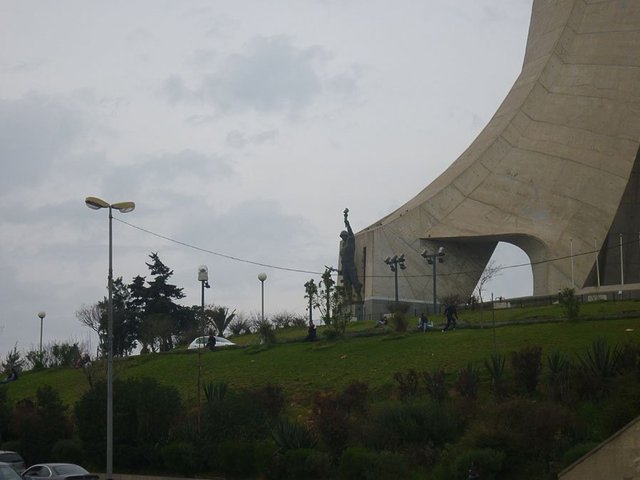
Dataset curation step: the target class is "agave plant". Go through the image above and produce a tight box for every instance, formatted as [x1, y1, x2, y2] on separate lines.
[203, 380, 228, 403]
[577, 337, 621, 380]
[271, 418, 318, 451]
[484, 352, 507, 398]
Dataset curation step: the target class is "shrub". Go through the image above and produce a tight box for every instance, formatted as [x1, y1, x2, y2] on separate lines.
[364, 400, 461, 449]
[282, 448, 332, 479]
[394, 369, 420, 401]
[339, 447, 408, 480]
[255, 318, 277, 345]
[387, 302, 410, 333]
[575, 338, 621, 397]
[547, 351, 572, 402]
[558, 287, 580, 320]
[560, 441, 599, 469]
[454, 363, 481, 400]
[339, 380, 369, 414]
[229, 315, 252, 335]
[217, 440, 259, 477]
[451, 448, 506, 480]
[423, 368, 449, 403]
[271, 419, 318, 451]
[311, 391, 349, 454]
[204, 381, 228, 403]
[251, 383, 285, 418]
[484, 352, 507, 399]
[161, 441, 198, 476]
[51, 439, 84, 465]
[510, 345, 542, 394]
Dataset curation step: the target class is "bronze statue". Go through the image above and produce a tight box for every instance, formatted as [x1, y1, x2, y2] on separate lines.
[339, 208, 363, 303]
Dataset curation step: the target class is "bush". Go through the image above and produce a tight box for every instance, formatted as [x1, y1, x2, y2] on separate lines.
[484, 352, 507, 399]
[451, 448, 506, 480]
[510, 345, 542, 394]
[364, 400, 461, 449]
[339, 380, 369, 414]
[394, 369, 420, 401]
[254, 318, 277, 344]
[423, 368, 449, 403]
[51, 439, 84, 465]
[282, 448, 332, 479]
[547, 351, 572, 402]
[558, 287, 580, 320]
[339, 447, 407, 480]
[217, 440, 260, 477]
[311, 391, 350, 454]
[251, 383, 285, 418]
[271, 419, 318, 451]
[455, 363, 480, 400]
[161, 441, 198, 476]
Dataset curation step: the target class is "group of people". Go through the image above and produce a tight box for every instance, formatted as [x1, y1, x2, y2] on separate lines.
[416, 303, 459, 332]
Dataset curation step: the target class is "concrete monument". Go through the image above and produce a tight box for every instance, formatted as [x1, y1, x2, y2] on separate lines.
[354, 0, 640, 317]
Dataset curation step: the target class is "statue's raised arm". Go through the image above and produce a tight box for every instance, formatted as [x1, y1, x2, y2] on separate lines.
[339, 208, 362, 303]
[343, 208, 354, 236]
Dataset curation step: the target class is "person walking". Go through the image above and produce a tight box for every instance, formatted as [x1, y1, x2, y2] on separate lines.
[443, 303, 458, 332]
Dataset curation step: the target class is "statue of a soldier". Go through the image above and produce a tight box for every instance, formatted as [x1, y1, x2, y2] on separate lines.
[339, 208, 363, 303]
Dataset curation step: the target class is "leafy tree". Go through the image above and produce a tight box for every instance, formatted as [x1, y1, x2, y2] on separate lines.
[559, 287, 580, 320]
[76, 303, 106, 355]
[2, 343, 24, 374]
[314, 267, 336, 325]
[75, 377, 182, 468]
[127, 253, 187, 352]
[207, 305, 236, 337]
[304, 279, 318, 324]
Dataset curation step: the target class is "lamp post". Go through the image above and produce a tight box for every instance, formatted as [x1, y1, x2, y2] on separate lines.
[421, 247, 445, 315]
[384, 254, 406, 303]
[37, 311, 46, 357]
[85, 196, 135, 480]
[258, 273, 267, 321]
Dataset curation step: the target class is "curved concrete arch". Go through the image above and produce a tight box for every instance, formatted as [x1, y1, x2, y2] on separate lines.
[355, 0, 640, 316]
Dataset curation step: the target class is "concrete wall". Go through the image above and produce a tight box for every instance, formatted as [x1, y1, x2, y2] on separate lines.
[353, 0, 640, 311]
[559, 416, 640, 480]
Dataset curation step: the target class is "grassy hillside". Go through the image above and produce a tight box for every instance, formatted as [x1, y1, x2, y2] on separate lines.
[5, 300, 640, 408]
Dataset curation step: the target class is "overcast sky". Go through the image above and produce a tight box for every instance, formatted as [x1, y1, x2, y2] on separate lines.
[0, 0, 534, 358]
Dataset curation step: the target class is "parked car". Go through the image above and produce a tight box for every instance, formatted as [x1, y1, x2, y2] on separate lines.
[21, 464, 98, 480]
[0, 452, 24, 473]
[188, 336, 235, 349]
[0, 462, 21, 480]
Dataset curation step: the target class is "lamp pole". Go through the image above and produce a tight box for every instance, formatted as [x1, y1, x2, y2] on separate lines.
[85, 196, 135, 480]
[37, 311, 46, 357]
[258, 273, 267, 321]
[421, 247, 445, 315]
[384, 254, 406, 303]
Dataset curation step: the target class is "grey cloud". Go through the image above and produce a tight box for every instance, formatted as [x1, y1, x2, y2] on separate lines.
[163, 35, 359, 115]
[0, 95, 88, 190]
[225, 129, 278, 149]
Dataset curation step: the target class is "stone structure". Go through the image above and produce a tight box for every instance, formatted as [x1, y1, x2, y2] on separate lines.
[353, 0, 640, 318]
[559, 415, 640, 480]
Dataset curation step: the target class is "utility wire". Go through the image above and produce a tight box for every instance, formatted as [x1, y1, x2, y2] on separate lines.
[116, 217, 637, 281]
[115, 218, 324, 275]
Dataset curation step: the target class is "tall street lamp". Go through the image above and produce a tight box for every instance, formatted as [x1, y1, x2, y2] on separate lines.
[384, 254, 406, 303]
[85, 196, 135, 480]
[258, 273, 267, 321]
[196, 265, 210, 431]
[421, 247, 445, 315]
[37, 311, 46, 357]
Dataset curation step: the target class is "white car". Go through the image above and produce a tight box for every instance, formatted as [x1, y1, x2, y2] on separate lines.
[188, 336, 235, 349]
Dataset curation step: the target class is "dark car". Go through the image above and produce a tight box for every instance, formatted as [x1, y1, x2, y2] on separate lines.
[21, 464, 98, 480]
[0, 453, 24, 474]
[0, 463, 22, 480]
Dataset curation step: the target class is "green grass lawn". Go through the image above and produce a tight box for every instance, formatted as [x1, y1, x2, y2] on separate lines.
[6, 305, 640, 409]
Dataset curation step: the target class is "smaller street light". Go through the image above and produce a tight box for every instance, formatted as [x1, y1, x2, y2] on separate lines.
[384, 254, 406, 303]
[37, 311, 46, 357]
[258, 273, 267, 322]
[421, 247, 445, 314]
